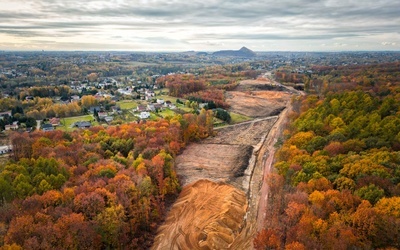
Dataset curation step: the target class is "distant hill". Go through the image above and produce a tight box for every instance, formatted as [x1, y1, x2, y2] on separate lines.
[196, 52, 209, 56]
[212, 47, 257, 57]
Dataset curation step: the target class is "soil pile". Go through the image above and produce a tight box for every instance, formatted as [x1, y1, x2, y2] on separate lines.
[152, 180, 248, 250]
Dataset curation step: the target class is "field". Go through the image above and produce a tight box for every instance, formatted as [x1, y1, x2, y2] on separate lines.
[116, 100, 138, 110]
[230, 112, 252, 124]
[157, 109, 176, 118]
[59, 115, 98, 131]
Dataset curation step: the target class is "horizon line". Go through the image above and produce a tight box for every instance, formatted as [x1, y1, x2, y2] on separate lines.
[1, 49, 400, 53]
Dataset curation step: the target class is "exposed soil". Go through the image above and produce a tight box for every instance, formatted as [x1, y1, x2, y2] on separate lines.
[226, 91, 290, 118]
[208, 117, 277, 146]
[233, 78, 283, 92]
[152, 180, 248, 250]
[175, 143, 253, 190]
[152, 77, 297, 249]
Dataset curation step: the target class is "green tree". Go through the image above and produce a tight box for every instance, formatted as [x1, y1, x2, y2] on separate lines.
[355, 184, 384, 204]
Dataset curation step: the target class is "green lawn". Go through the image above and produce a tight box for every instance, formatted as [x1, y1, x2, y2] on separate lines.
[149, 113, 160, 121]
[117, 100, 138, 110]
[60, 115, 98, 131]
[115, 110, 139, 122]
[157, 95, 185, 104]
[213, 117, 226, 127]
[175, 104, 192, 112]
[157, 109, 176, 118]
[230, 112, 252, 124]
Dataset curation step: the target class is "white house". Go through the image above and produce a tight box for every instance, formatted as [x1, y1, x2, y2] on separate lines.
[104, 116, 114, 123]
[0, 110, 12, 119]
[139, 112, 150, 119]
[5, 124, 18, 131]
[98, 112, 108, 119]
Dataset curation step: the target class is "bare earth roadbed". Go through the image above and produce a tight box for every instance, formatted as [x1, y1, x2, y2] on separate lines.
[152, 78, 293, 249]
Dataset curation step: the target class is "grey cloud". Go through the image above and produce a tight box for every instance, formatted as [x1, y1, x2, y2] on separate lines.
[1, 0, 399, 50]
[0, 29, 44, 37]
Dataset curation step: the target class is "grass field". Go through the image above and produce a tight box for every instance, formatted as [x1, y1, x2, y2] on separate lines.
[60, 115, 98, 131]
[157, 109, 176, 118]
[157, 94, 186, 104]
[117, 100, 138, 110]
[175, 104, 192, 112]
[230, 112, 252, 124]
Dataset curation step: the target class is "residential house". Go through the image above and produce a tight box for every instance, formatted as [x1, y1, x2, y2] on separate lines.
[111, 106, 122, 114]
[145, 90, 155, 100]
[49, 118, 60, 127]
[70, 95, 80, 102]
[41, 123, 54, 132]
[98, 112, 108, 119]
[139, 112, 150, 119]
[5, 124, 18, 131]
[74, 121, 91, 128]
[104, 116, 114, 123]
[154, 103, 164, 110]
[164, 101, 176, 109]
[89, 106, 101, 114]
[137, 105, 147, 112]
[0, 145, 12, 155]
[147, 104, 155, 112]
[0, 110, 12, 120]
[117, 88, 133, 96]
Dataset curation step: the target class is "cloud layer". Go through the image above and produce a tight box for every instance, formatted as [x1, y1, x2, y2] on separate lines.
[1, 0, 399, 51]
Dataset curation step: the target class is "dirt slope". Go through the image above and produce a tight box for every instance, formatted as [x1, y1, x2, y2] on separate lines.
[226, 91, 289, 117]
[208, 117, 277, 146]
[152, 180, 248, 250]
[175, 143, 253, 190]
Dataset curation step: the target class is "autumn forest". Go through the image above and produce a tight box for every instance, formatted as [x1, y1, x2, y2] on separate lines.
[255, 62, 400, 249]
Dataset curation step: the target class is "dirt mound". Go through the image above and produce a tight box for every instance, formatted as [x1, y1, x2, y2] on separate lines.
[152, 180, 248, 250]
[175, 144, 253, 190]
[226, 91, 289, 117]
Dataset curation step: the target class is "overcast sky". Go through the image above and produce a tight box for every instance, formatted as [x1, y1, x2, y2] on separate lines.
[0, 0, 399, 51]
